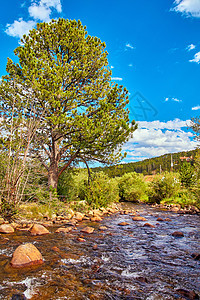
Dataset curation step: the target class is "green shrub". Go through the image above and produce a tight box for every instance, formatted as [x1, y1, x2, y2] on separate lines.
[118, 172, 148, 202]
[179, 162, 195, 188]
[80, 172, 119, 209]
[148, 172, 181, 204]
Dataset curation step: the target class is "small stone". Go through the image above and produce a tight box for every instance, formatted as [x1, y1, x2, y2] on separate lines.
[118, 222, 130, 226]
[81, 226, 94, 234]
[55, 227, 72, 233]
[90, 216, 102, 222]
[51, 246, 60, 252]
[191, 253, 200, 260]
[77, 237, 86, 242]
[93, 244, 98, 250]
[11, 243, 43, 268]
[132, 216, 147, 221]
[172, 231, 184, 237]
[143, 223, 155, 228]
[30, 224, 50, 235]
[165, 218, 172, 222]
[74, 212, 84, 221]
[157, 217, 164, 221]
[0, 224, 14, 233]
[99, 226, 108, 230]
[176, 289, 199, 300]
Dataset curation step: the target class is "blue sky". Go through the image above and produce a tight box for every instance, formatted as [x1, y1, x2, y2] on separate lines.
[0, 0, 200, 162]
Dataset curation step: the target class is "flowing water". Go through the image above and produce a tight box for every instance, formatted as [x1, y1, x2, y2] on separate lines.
[0, 203, 199, 300]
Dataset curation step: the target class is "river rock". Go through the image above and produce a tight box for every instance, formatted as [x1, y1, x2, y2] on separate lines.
[99, 226, 108, 230]
[118, 222, 130, 226]
[0, 224, 14, 233]
[77, 237, 86, 242]
[91, 216, 102, 222]
[10, 243, 43, 268]
[132, 216, 147, 221]
[81, 226, 94, 234]
[172, 231, 184, 237]
[55, 227, 72, 233]
[30, 224, 50, 235]
[165, 218, 172, 222]
[157, 217, 164, 221]
[74, 212, 84, 221]
[176, 288, 199, 300]
[143, 223, 155, 228]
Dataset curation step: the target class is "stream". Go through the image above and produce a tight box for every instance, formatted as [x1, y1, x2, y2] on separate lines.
[0, 203, 199, 300]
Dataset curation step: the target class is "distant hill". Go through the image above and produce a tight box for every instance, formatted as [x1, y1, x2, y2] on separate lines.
[91, 149, 198, 177]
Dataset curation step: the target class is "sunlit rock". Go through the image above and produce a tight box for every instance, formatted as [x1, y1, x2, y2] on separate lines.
[30, 224, 50, 235]
[10, 243, 43, 268]
[0, 224, 14, 233]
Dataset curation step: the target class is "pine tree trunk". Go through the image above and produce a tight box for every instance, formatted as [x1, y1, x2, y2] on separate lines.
[48, 161, 59, 190]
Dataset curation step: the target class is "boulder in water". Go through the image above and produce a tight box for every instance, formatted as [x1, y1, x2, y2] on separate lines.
[132, 216, 147, 221]
[10, 243, 43, 268]
[0, 224, 14, 233]
[172, 231, 184, 237]
[30, 224, 50, 235]
[81, 226, 94, 234]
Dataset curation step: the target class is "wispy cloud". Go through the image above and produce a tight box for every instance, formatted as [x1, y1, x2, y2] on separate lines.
[110, 65, 114, 69]
[189, 51, 200, 64]
[192, 105, 200, 110]
[165, 97, 182, 103]
[111, 77, 123, 81]
[5, 0, 62, 38]
[126, 43, 135, 50]
[128, 64, 133, 67]
[171, 0, 200, 18]
[186, 43, 196, 51]
[123, 119, 197, 161]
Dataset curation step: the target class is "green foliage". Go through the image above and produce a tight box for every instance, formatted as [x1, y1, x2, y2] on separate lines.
[118, 172, 148, 202]
[180, 162, 195, 187]
[0, 197, 18, 221]
[0, 18, 137, 190]
[148, 172, 181, 204]
[80, 172, 119, 209]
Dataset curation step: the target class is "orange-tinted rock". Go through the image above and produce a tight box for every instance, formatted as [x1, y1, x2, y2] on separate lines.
[55, 227, 72, 233]
[0, 224, 14, 234]
[74, 212, 84, 221]
[51, 246, 60, 252]
[165, 218, 172, 222]
[30, 224, 50, 236]
[172, 231, 184, 237]
[81, 226, 94, 234]
[93, 244, 98, 250]
[99, 226, 108, 230]
[10, 243, 43, 268]
[157, 217, 164, 221]
[77, 237, 86, 242]
[91, 216, 102, 222]
[143, 223, 155, 228]
[132, 216, 147, 221]
[118, 222, 130, 226]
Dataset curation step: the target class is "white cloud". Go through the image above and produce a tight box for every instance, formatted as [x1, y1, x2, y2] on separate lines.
[126, 43, 135, 50]
[28, 0, 62, 21]
[172, 0, 200, 18]
[164, 97, 182, 103]
[5, 0, 62, 38]
[110, 66, 114, 69]
[128, 64, 133, 67]
[189, 51, 200, 63]
[5, 18, 36, 38]
[192, 105, 200, 110]
[123, 119, 198, 161]
[111, 77, 123, 81]
[186, 43, 196, 51]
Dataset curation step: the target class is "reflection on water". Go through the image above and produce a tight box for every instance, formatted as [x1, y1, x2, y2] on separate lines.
[0, 203, 199, 299]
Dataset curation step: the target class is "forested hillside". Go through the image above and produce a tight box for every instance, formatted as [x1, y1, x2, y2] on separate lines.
[92, 149, 197, 177]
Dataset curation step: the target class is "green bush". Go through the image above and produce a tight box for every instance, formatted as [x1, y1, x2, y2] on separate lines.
[148, 172, 181, 204]
[179, 162, 195, 188]
[118, 172, 148, 202]
[80, 172, 119, 209]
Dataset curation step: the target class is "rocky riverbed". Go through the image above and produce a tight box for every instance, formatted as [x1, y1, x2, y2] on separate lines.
[0, 203, 199, 300]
